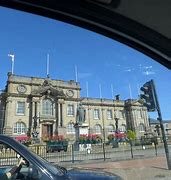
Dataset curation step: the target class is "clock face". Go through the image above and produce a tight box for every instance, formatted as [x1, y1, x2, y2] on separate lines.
[17, 85, 27, 93]
[66, 90, 74, 97]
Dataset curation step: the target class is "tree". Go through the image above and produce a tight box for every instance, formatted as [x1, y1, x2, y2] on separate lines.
[127, 130, 136, 141]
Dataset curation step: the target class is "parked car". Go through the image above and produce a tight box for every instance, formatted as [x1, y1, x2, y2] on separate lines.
[0, 135, 121, 180]
[46, 140, 68, 153]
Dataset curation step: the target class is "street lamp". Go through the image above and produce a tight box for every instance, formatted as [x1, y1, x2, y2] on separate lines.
[32, 102, 40, 139]
[115, 117, 119, 132]
[112, 117, 119, 148]
[32, 115, 40, 139]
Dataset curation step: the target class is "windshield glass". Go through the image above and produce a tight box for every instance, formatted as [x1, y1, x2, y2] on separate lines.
[0, 6, 171, 180]
[29, 150, 65, 176]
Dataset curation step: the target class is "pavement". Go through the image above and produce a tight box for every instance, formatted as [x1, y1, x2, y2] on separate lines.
[65, 155, 171, 180]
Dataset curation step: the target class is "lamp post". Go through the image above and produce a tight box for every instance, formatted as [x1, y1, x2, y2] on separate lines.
[32, 115, 40, 138]
[32, 102, 40, 139]
[112, 117, 119, 148]
[0, 106, 5, 134]
[115, 117, 119, 132]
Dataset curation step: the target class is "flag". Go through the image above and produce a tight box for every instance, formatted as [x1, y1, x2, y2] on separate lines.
[8, 54, 15, 62]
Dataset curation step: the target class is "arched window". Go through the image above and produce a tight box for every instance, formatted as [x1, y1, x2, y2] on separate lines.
[67, 123, 75, 134]
[13, 122, 26, 135]
[42, 99, 53, 116]
[120, 124, 126, 132]
[94, 124, 102, 134]
[139, 123, 145, 132]
[107, 124, 115, 133]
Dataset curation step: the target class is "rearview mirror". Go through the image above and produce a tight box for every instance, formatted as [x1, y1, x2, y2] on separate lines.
[28, 165, 39, 179]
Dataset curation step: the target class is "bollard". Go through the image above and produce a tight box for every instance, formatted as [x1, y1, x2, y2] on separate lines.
[71, 144, 74, 163]
[154, 143, 158, 156]
[36, 145, 39, 155]
[102, 143, 106, 161]
[130, 142, 133, 159]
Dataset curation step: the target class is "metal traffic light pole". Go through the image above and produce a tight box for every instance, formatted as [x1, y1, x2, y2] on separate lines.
[151, 80, 171, 169]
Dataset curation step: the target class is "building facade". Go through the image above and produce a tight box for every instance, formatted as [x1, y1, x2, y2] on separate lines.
[150, 118, 171, 137]
[0, 73, 149, 140]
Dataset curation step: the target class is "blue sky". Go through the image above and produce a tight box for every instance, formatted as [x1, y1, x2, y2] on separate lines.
[0, 7, 171, 119]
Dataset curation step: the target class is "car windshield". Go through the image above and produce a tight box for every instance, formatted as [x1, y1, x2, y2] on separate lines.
[29, 149, 66, 176]
[0, 5, 171, 180]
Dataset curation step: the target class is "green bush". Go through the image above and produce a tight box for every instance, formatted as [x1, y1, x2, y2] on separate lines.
[127, 130, 136, 141]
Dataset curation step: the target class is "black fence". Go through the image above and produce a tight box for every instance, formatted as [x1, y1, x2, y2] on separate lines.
[0, 139, 165, 167]
[28, 141, 161, 165]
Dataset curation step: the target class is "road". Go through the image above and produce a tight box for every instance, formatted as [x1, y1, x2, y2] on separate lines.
[66, 156, 171, 180]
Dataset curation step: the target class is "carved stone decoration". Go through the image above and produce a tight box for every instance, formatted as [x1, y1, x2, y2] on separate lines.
[17, 84, 27, 94]
[31, 80, 66, 98]
[43, 79, 50, 86]
[66, 89, 74, 97]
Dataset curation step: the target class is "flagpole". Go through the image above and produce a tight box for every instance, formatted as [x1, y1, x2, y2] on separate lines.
[128, 83, 132, 99]
[99, 84, 102, 99]
[8, 54, 15, 74]
[47, 54, 49, 76]
[111, 84, 114, 99]
[12, 57, 14, 74]
[75, 65, 78, 82]
[137, 83, 140, 97]
[86, 81, 89, 98]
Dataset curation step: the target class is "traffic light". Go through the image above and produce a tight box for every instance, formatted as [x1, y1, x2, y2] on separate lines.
[140, 80, 156, 112]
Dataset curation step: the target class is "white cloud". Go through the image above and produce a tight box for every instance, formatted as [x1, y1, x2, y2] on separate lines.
[143, 71, 155, 75]
[124, 67, 135, 72]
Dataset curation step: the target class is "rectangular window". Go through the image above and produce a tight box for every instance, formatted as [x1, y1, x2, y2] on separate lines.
[94, 109, 100, 119]
[115, 110, 125, 119]
[107, 110, 112, 119]
[67, 104, 74, 116]
[42, 99, 53, 116]
[13, 127, 17, 134]
[16, 102, 25, 115]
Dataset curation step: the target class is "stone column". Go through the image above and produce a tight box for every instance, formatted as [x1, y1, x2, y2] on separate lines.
[133, 109, 138, 129]
[4, 97, 13, 135]
[58, 99, 64, 128]
[28, 96, 33, 137]
[101, 108, 105, 142]
[143, 108, 149, 127]
[55, 98, 59, 135]
[88, 106, 91, 134]
[60, 103, 63, 127]
[0, 106, 5, 134]
[130, 108, 135, 131]
[58, 102, 61, 127]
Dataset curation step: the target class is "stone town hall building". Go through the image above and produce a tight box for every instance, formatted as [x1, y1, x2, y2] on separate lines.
[0, 73, 149, 140]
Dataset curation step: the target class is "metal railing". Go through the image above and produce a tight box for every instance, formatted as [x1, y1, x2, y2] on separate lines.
[0, 139, 165, 167]
[28, 141, 163, 164]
